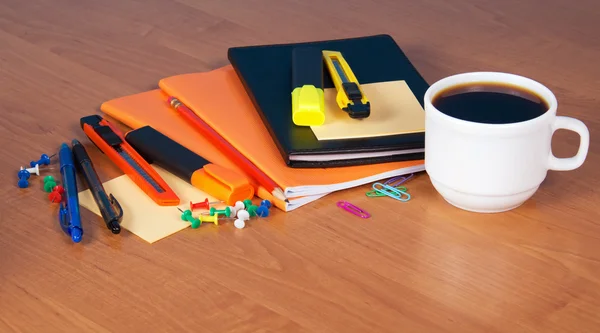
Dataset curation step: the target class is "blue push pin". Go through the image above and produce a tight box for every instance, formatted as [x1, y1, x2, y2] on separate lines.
[18, 169, 30, 188]
[30, 153, 53, 168]
[256, 200, 271, 217]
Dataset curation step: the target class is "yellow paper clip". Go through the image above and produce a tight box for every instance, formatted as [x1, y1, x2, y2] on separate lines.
[322, 50, 370, 119]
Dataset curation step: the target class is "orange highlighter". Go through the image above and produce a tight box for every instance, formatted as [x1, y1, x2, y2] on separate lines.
[124, 125, 254, 205]
[80, 115, 180, 206]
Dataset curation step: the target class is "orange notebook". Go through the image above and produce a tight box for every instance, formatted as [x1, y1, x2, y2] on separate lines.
[101, 66, 424, 212]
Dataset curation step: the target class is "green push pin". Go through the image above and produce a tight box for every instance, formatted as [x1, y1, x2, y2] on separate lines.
[247, 205, 258, 217]
[178, 208, 200, 229]
[43, 175, 57, 193]
[243, 199, 253, 209]
[44, 180, 57, 193]
[209, 206, 231, 217]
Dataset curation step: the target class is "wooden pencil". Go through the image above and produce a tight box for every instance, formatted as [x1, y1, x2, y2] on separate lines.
[167, 96, 289, 203]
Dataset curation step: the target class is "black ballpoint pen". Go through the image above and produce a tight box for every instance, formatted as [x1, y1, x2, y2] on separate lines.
[72, 139, 123, 234]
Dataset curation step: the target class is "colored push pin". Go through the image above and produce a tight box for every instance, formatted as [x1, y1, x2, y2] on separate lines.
[43, 176, 58, 193]
[178, 208, 200, 229]
[256, 206, 269, 217]
[256, 200, 271, 217]
[48, 185, 65, 203]
[247, 205, 258, 217]
[199, 214, 219, 226]
[30, 153, 54, 167]
[48, 191, 61, 203]
[53, 185, 65, 195]
[209, 206, 231, 217]
[189, 198, 223, 211]
[243, 199, 253, 209]
[17, 169, 30, 188]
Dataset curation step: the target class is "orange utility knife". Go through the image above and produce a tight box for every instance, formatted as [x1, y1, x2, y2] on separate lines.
[80, 115, 180, 206]
[124, 125, 254, 205]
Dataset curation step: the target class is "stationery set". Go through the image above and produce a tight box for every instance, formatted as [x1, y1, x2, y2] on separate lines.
[24, 33, 587, 244]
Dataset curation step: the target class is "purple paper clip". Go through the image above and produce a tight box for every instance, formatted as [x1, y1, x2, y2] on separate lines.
[385, 173, 414, 187]
[337, 201, 371, 218]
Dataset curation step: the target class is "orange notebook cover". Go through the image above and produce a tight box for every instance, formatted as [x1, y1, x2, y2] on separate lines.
[101, 66, 424, 211]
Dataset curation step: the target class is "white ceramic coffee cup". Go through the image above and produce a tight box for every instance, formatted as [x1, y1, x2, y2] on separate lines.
[424, 72, 589, 213]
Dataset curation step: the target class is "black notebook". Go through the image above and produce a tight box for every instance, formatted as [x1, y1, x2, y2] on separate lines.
[227, 34, 428, 168]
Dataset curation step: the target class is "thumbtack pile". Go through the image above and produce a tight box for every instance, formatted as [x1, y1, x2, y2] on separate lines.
[17, 154, 66, 205]
[17, 153, 54, 189]
[179, 199, 271, 230]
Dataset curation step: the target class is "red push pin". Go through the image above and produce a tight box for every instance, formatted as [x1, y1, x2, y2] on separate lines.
[189, 198, 223, 211]
[48, 185, 65, 204]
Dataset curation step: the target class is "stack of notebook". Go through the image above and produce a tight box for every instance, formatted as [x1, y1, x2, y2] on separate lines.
[99, 34, 428, 212]
[228, 34, 428, 167]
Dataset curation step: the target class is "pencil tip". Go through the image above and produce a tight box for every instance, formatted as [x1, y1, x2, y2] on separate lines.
[272, 188, 288, 203]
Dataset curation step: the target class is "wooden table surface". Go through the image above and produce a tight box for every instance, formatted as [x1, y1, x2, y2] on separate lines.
[1, 0, 599, 332]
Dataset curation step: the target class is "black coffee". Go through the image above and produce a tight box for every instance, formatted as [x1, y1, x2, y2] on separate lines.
[432, 82, 549, 124]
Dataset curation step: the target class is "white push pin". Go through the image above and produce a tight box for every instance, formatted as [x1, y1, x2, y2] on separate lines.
[22, 165, 40, 176]
[237, 209, 250, 221]
[234, 219, 246, 229]
[234, 201, 245, 211]
[227, 206, 237, 218]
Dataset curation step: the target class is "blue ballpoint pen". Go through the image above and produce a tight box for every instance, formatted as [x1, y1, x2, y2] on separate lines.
[58, 142, 83, 243]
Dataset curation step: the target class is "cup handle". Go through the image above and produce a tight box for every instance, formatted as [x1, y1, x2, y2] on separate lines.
[548, 116, 590, 171]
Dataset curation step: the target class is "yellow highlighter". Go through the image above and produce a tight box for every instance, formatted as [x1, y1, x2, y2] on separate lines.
[291, 47, 325, 126]
[322, 50, 370, 119]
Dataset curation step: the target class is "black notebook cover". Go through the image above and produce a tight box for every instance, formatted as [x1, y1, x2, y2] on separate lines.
[227, 34, 428, 168]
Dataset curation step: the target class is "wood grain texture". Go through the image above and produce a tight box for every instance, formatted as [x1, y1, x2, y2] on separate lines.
[1, 0, 599, 332]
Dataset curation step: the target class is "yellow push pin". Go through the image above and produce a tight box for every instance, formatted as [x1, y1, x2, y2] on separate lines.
[199, 213, 219, 226]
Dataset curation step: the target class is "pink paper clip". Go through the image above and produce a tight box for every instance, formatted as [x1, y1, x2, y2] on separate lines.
[337, 201, 371, 218]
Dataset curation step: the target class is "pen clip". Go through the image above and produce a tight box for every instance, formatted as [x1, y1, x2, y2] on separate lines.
[58, 202, 71, 235]
[109, 193, 123, 222]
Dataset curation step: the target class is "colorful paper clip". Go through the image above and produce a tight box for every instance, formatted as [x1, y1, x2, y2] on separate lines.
[337, 201, 370, 218]
[385, 173, 414, 187]
[366, 173, 414, 197]
[371, 183, 411, 202]
[366, 186, 407, 197]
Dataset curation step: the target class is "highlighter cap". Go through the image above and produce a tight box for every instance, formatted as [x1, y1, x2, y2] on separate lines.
[191, 164, 254, 205]
[291, 46, 325, 127]
[292, 86, 325, 126]
[124, 126, 254, 205]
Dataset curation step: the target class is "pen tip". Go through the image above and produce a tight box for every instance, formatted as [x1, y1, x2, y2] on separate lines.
[108, 221, 121, 234]
[71, 228, 83, 243]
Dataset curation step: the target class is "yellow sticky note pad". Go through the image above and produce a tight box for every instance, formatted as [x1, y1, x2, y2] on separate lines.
[78, 166, 219, 243]
[310, 80, 425, 140]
